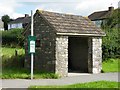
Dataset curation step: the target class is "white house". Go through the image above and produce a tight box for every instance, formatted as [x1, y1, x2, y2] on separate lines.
[0, 19, 4, 31]
[8, 14, 30, 30]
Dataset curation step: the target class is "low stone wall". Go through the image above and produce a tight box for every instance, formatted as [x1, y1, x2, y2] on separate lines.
[55, 36, 68, 77]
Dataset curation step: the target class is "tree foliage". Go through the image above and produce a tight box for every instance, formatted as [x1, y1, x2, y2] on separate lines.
[102, 8, 120, 59]
[102, 28, 120, 59]
[102, 8, 120, 29]
[1, 28, 25, 47]
[2, 15, 10, 30]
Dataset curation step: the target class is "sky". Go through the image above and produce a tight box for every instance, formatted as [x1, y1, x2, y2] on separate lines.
[0, 0, 119, 19]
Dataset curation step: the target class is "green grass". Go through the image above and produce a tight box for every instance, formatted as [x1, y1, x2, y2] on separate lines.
[1, 67, 59, 79]
[1, 47, 120, 79]
[102, 58, 120, 72]
[29, 81, 120, 89]
[1, 47, 25, 57]
[2, 47, 25, 69]
[1, 47, 59, 79]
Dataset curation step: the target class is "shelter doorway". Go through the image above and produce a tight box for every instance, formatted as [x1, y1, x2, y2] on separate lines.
[68, 37, 88, 73]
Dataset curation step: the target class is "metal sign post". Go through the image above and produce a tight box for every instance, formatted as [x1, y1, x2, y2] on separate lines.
[28, 10, 36, 80]
[28, 35, 36, 79]
[31, 10, 34, 80]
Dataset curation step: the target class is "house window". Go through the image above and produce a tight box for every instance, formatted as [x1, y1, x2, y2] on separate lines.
[36, 39, 40, 47]
[93, 20, 102, 27]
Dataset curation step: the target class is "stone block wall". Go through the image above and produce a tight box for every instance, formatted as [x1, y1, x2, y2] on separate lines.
[92, 37, 102, 73]
[88, 37, 92, 73]
[55, 36, 68, 77]
[88, 37, 102, 73]
[24, 13, 56, 72]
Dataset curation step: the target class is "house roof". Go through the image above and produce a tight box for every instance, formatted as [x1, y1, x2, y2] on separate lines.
[88, 10, 112, 21]
[9, 16, 30, 24]
[37, 10, 105, 36]
[88, 7, 114, 21]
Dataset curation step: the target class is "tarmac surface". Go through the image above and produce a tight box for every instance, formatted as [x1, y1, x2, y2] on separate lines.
[1, 72, 119, 89]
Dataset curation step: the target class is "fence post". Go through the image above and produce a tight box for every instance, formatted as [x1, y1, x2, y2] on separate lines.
[15, 49, 18, 56]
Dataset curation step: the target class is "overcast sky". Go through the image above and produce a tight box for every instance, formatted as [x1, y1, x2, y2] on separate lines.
[0, 0, 119, 19]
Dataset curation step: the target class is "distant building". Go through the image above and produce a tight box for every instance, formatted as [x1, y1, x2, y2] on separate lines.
[0, 19, 4, 31]
[8, 14, 30, 30]
[118, 1, 120, 8]
[88, 7, 114, 27]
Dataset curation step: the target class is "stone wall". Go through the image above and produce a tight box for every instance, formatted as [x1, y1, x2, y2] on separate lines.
[55, 36, 68, 77]
[92, 37, 102, 73]
[88, 37, 102, 73]
[88, 37, 92, 73]
[24, 13, 56, 72]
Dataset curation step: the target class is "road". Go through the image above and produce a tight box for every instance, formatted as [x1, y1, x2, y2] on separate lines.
[1, 72, 119, 89]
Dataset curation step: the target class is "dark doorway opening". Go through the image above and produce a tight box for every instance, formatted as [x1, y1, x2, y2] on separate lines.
[68, 37, 88, 73]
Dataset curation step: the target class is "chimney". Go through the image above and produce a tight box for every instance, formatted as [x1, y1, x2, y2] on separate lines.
[108, 6, 114, 11]
[25, 14, 29, 17]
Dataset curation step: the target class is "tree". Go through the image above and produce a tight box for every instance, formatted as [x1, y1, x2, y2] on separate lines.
[101, 8, 120, 29]
[102, 28, 120, 59]
[2, 15, 10, 30]
[102, 8, 120, 59]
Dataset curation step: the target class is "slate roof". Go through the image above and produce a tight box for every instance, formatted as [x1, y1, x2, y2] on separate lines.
[37, 10, 105, 36]
[88, 10, 111, 21]
[9, 17, 30, 24]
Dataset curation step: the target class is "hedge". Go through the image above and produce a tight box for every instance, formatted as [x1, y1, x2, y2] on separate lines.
[102, 28, 120, 60]
[1, 28, 25, 47]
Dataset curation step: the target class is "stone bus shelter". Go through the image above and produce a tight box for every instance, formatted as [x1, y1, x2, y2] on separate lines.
[24, 10, 105, 77]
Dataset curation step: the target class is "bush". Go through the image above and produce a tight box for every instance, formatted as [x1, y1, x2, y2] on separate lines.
[1, 28, 25, 47]
[2, 47, 25, 68]
[102, 28, 120, 60]
[2, 54, 25, 68]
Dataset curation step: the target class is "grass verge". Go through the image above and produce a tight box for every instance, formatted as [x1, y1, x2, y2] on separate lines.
[1, 47, 59, 79]
[1, 47, 119, 79]
[29, 81, 120, 89]
[1, 47, 25, 57]
[102, 58, 120, 72]
[1, 67, 59, 79]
